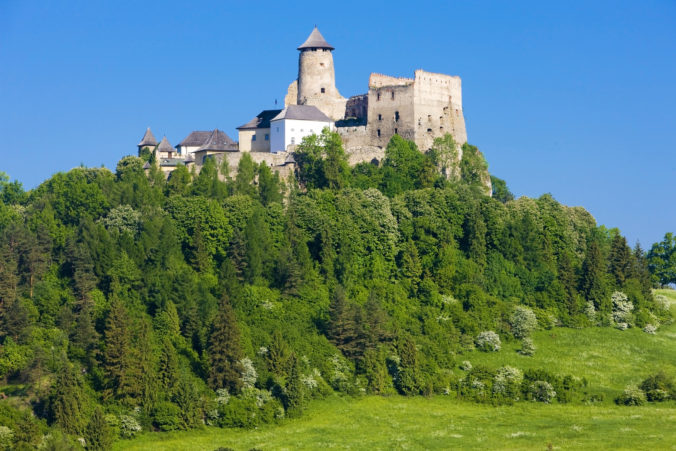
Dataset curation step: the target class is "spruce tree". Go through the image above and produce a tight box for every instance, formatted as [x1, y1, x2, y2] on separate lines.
[283, 352, 307, 417]
[102, 294, 133, 401]
[609, 234, 632, 287]
[580, 240, 608, 311]
[207, 295, 243, 392]
[48, 364, 88, 435]
[85, 406, 113, 451]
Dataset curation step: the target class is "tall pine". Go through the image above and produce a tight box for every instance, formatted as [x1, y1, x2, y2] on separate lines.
[207, 295, 243, 392]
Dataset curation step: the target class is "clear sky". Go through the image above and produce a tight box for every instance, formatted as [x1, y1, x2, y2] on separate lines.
[1, 0, 674, 247]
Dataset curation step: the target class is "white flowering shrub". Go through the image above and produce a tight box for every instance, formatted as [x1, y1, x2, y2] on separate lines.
[615, 385, 646, 406]
[510, 306, 538, 338]
[611, 291, 634, 329]
[459, 360, 473, 371]
[654, 294, 670, 311]
[529, 381, 556, 403]
[118, 414, 142, 438]
[643, 324, 657, 334]
[493, 366, 523, 398]
[584, 301, 596, 322]
[215, 388, 230, 405]
[328, 354, 353, 392]
[518, 337, 536, 356]
[301, 368, 321, 391]
[240, 357, 258, 389]
[258, 346, 268, 356]
[475, 331, 501, 352]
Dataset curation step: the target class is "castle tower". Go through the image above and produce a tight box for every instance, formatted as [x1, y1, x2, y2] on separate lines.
[294, 27, 346, 121]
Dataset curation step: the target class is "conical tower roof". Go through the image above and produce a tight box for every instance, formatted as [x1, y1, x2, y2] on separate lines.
[138, 127, 158, 147]
[297, 27, 334, 51]
[196, 129, 237, 152]
[156, 136, 173, 153]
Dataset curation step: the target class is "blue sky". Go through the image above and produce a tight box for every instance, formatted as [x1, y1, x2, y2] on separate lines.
[1, 0, 674, 247]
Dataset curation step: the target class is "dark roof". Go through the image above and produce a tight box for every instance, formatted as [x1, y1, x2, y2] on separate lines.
[297, 27, 334, 51]
[177, 131, 212, 147]
[237, 109, 283, 130]
[195, 129, 238, 152]
[271, 105, 331, 122]
[156, 136, 174, 153]
[284, 153, 296, 165]
[138, 127, 158, 147]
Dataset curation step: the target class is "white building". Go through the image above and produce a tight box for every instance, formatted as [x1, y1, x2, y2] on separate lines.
[269, 105, 332, 152]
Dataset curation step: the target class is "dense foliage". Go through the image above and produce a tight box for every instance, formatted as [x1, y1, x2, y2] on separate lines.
[0, 132, 672, 448]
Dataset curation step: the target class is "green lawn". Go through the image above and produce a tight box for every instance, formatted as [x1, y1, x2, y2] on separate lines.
[118, 293, 676, 450]
[117, 396, 676, 450]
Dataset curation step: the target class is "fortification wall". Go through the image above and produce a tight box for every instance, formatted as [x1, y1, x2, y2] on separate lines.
[345, 94, 368, 120]
[369, 73, 414, 88]
[412, 70, 467, 151]
[366, 81, 416, 147]
[345, 145, 386, 166]
[192, 152, 294, 180]
[285, 80, 298, 106]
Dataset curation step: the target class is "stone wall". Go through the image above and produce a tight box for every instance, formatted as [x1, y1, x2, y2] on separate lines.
[296, 48, 347, 121]
[345, 94, 368, 120]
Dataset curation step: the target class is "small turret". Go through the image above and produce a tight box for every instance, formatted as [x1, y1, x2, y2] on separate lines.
[137, 127, 158, 155]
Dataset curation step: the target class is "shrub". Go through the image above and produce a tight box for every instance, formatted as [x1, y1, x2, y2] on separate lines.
[615, 385, 646, 406]
[510, 306, 538, 338]
[240, 357, 258, 389]
[152, 402, 182, 431]
[643, 324, 657, 334]
[611, 291, 634, 329]
[0, 426, 13, 450]
[639, 372, 675, 402]
[118, 414, 142, 438]
[475, 331, 501, 352]
[493, 366, 523, 400]
[459, 360, 472, 371]
[528, 381, 556, 403]
[518, 337, 536, 356]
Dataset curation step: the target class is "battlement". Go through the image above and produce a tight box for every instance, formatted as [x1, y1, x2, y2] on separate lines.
[369, 73, 414, 88]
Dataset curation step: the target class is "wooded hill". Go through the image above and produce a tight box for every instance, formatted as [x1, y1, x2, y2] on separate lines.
[0, 130, 672, 450]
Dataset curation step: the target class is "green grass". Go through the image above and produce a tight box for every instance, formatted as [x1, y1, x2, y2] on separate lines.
[118, 294, 676, 450]
[117, 396, 676, 450]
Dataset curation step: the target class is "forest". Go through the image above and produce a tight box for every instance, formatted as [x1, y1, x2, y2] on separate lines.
[0, 130, 674, 450]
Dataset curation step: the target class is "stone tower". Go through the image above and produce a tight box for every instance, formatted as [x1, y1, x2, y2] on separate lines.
[291, 27, 347, 121]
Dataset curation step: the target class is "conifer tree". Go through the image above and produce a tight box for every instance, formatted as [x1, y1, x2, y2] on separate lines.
[207, 295, 243, 392]
[580, 240, 608, 311]
[103, 294, 133, 401]
[158, 337, 179, 394]
[234, 153, 256, 197]
[283, 352, 307, 417]
[266, 329, 290, 377]
[48, 364, 89, 435]
[85, 406, 112, 451]
[609, 234, 632, 287]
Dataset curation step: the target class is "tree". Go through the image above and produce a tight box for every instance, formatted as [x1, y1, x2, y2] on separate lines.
[460, 143, 490, 194]
[102, 294, 133, 401]
[234, 153, 256, 197]
[257, 162, 282, 205]
[429, 133, 459, 179]
[580, 240, 608, 311]
[647, 232, 676, 287]
[283, 352, 307, 417]
[85, 406, 112, 451]
[490, 175, 514, 203]
[294, 128, 350, 190]
[207, 295, 244, 392]
[166, 164, 191, 196]
[48, 364, 89, 435]
[608, 234, 632, 287]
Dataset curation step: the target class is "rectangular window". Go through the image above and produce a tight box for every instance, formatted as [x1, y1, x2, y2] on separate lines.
[391, 91, 395, 100]
[377, 92, 381, 101]
[265, 134, 269, 141]
[395, 111, 400, 122]
[321, 87, 325, 93]
[394, 128, 398, 134]
[252, 135, 256, 141]
[378, 114, 382, 121]
[377, 129, 381, 137]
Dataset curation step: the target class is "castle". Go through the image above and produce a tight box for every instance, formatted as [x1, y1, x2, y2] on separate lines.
[138, 27, 468, 177]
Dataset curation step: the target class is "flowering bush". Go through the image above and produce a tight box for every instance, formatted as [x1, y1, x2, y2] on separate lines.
[518, 337, 536, 356]
[475, 331, 501, 352]
[584, 301, 596, 322]
[510, 306, 538, 339]
[643, 324, 657, 334]
[611, 291, 634, 329]
[528, 381, 556, 403]
[240, 357, 258, 389]
[615, 385, 646, 406]
[118, 414, 142, 438]
[493, 366, 523, 399]
[459, 360, 473, 371]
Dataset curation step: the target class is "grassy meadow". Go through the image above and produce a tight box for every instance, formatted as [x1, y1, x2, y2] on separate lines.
[117, 290, 676, 450]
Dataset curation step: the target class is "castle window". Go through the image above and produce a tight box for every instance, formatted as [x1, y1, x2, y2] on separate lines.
[378, 114, 382, 121]
[320, 62, 325, 67]
[252, 135, 256, 141]
[265, 134, 269, 141]
[440, 126, 444, 131]
[321, 87, 325, 93]
[427, 128, 432, 133]
[377, 92, 381, 101]
[395, 111, 400, 122]
[377, 129, 381, 137]
[391, 91, 395, 100]
[394, 128, 398, 134]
